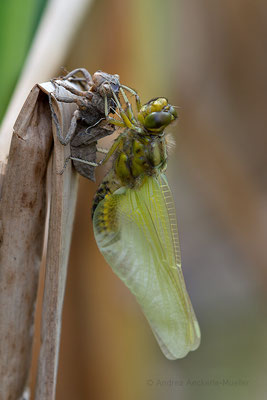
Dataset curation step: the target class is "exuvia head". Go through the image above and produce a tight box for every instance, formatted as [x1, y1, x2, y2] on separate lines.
[138, 98, 178, 134]
[92, 71, 120, 97]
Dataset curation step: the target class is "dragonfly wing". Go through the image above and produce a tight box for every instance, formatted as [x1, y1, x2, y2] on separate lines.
[93, 174, 200, 359]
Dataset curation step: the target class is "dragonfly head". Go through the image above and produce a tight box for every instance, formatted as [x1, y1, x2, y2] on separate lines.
[138, 98, 178, 134]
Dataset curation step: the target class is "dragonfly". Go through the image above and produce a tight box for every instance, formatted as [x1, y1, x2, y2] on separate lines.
[91, 83, 201, 360]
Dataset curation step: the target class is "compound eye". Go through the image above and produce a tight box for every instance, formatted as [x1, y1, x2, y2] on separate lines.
[168, 106, 178, 119]
[110, 81, 120, 93]
[111, 83, 120, 93]
[144, 111, 173, 130]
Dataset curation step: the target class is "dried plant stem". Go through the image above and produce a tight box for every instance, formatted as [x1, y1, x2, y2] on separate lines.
[0, 82, 79, 400]
[0, 87, 53, 400]
[35, 83, 78, 400]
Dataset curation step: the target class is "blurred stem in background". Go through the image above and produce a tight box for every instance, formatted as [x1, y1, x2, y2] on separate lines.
[0, 0, 47, 122]
[131, 0, 178, 98]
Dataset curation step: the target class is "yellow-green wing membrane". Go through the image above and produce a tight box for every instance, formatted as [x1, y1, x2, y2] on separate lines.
[93, 174, 200, 359]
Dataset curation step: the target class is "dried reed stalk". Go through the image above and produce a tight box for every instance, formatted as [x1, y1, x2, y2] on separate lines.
[34, 83, 78, 400]
[0, 82, 79, 400]
[0, 86, 53, 400]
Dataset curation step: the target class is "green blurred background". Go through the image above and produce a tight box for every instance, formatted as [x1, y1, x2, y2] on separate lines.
[0, 0, 47, 121]
[1, 0, 267, 399]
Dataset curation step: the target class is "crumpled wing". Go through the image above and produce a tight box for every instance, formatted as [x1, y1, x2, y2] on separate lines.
[93, 174, 200, 359]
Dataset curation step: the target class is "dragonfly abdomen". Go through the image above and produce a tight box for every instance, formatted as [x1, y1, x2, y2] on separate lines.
[91, 170, 120, 218]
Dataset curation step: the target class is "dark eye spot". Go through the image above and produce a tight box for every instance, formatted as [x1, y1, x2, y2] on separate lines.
[111, 82, 120, 93]
[144, 111, 172, 130]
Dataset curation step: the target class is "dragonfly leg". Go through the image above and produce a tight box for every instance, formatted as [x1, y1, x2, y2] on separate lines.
[58, 156, 71, 175]
[70, 144, 117, 170]
[119, 87, 138, 124]
[85, 117, 106, 133]
[70, 157, 99, 167]
[96, 133, 127, 166]
[58, 153, 106, 175]
[58, 156, 100, 175]
[104, 95, 125, 127]
[63, 68, 93, 87]
[105, 87, 142, 133]
[96, 147, 109, 154]
[49, 93, 80, 145]
[120, 84, 141, 112]
[52, 80, 92, 99]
